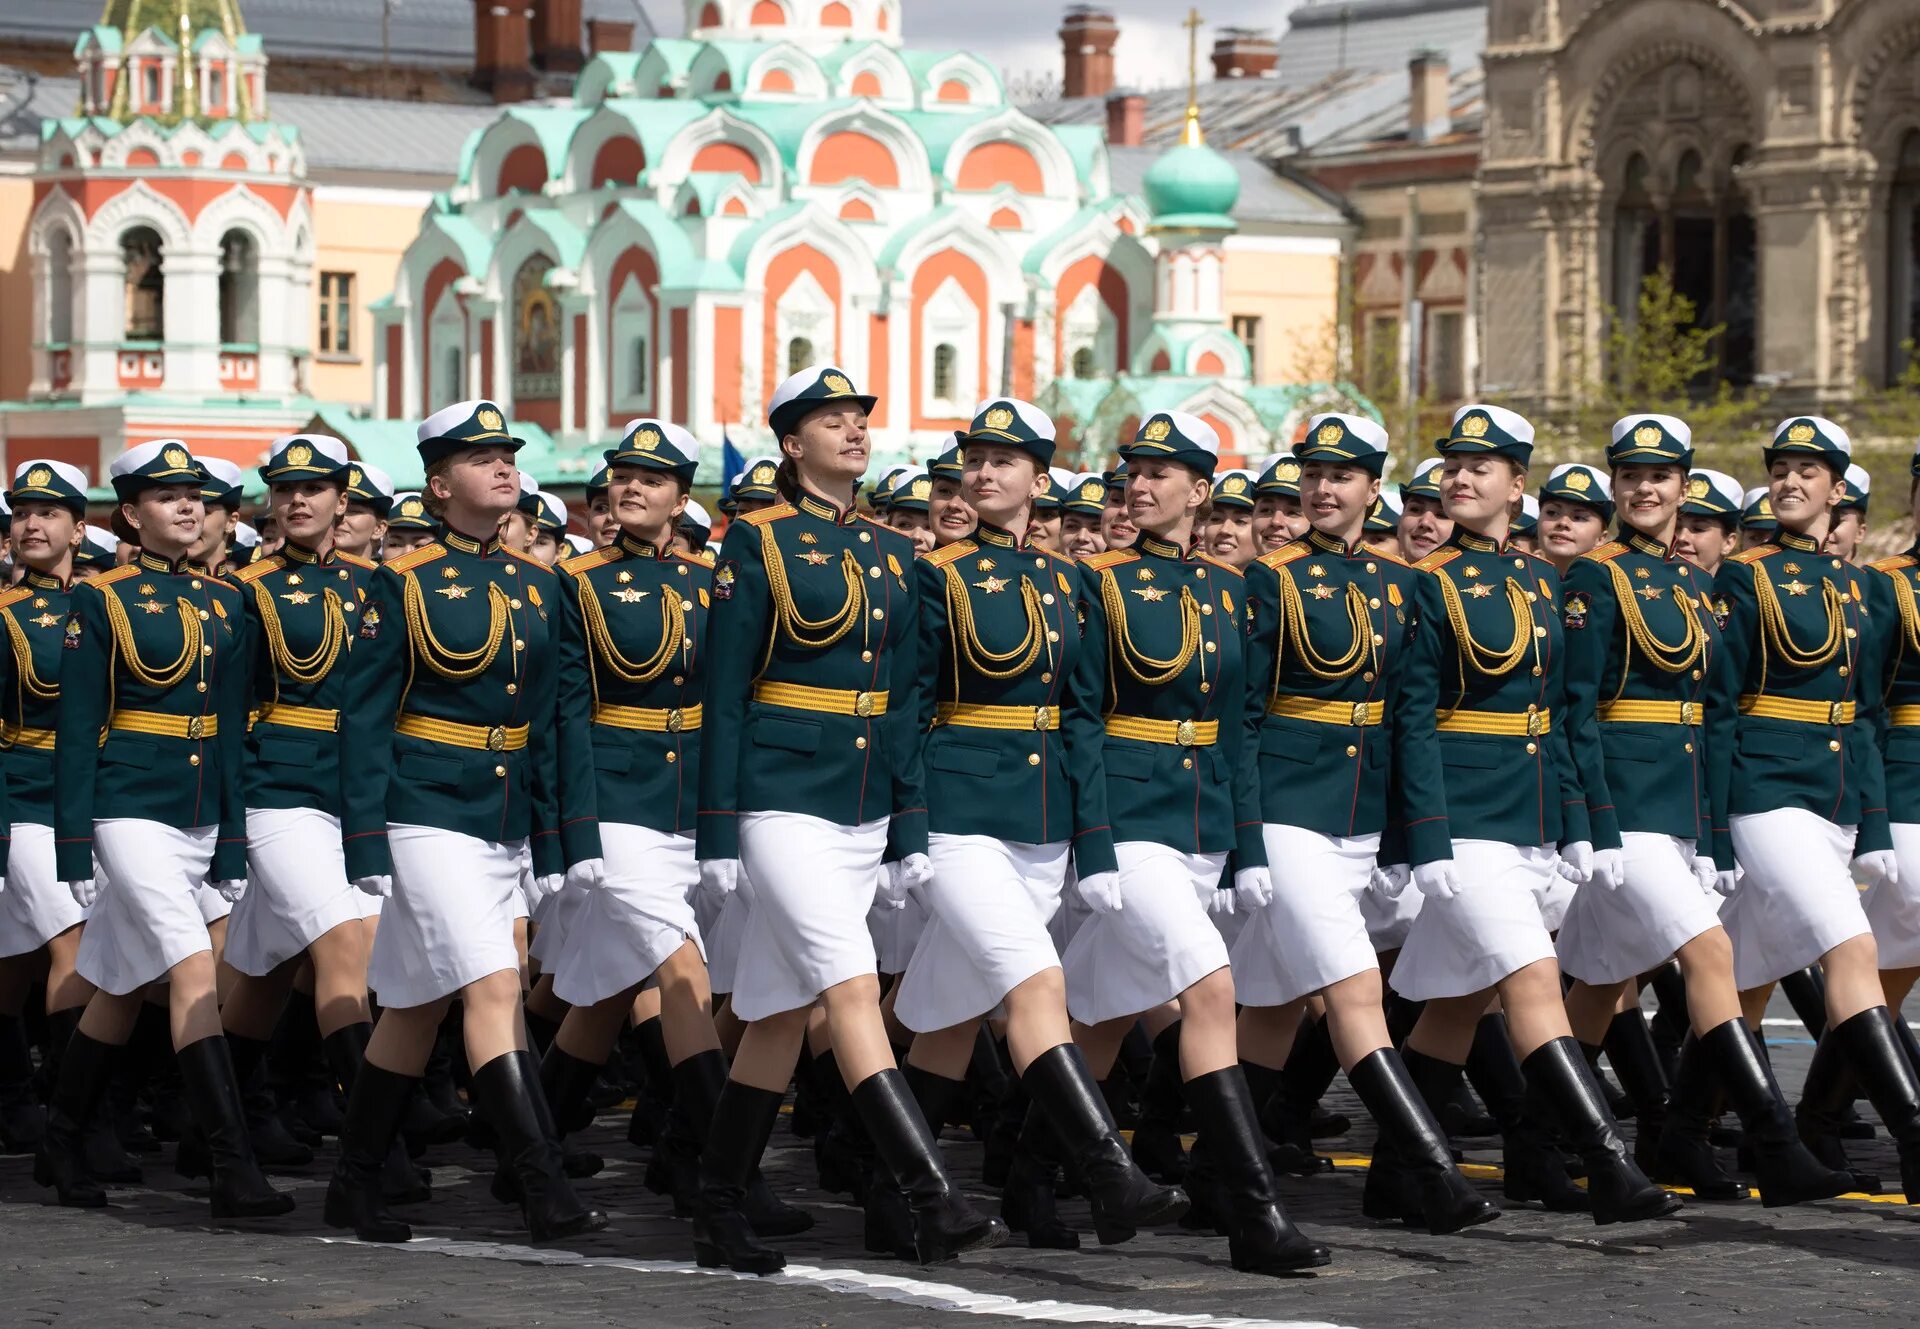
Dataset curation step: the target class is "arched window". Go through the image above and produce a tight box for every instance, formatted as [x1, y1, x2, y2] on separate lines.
[122, 226, 164, 340]
[932, 343, 958, 402]
[1889, 131, 1920, 382]
[787, 336, 814, 375]
[1070, 345, 1095, 379]
[512, 254, 560, 400]
[45, 227, 73, 345]
[218, 229, 258, 345]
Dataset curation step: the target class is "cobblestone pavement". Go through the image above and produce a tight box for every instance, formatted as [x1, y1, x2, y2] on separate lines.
[6, 1005, 1920, 1329]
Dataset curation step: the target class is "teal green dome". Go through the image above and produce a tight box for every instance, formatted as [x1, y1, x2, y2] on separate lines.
[1143, 111, 1239, 232]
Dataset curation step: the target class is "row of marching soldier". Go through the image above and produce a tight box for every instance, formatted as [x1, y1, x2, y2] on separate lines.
[3, 364, 1919, 1279]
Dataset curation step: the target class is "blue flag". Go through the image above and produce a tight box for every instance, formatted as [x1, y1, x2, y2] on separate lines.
[721, 430, 746, 497]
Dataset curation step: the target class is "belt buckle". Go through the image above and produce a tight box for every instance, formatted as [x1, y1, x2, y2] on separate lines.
[1033, 706, 1053, 731]
[1830, 701, 1846, 725]
[1175, 719, 1197, 747]
[186, 716, 205, 740]
[665, 707, 685, 733]
[853, 691, 875, 718]
[486, 725, 507, 752]
[1350, 702, 1370, 727]
[1526, 711, 1543, 737]
[1680, 702, 1697, 726]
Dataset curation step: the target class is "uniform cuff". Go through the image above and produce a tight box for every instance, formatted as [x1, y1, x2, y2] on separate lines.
[695, 811, 738, 863]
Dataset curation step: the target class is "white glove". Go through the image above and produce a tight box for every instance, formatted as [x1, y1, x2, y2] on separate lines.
[353, 874, 393, 899]
[698, 858, 741, 903]
[1854, 851, 1901, 891]
[67, 879, 99, 908]
[1233, 865, 1273, 911]
[212, 878, 248, 904]
[1555, 841, 1594, 885]
[1590, 847, 1626, 892]
[1690, 855, 1720, 896]
[1715, 869, 1740, 897]
[891, 853, 933, 906]
[1077, 870, 1124, 915]
[564, 857, 607, 893]
[1203, 884, 1237, 916]
[1411, 860, 1461, 901]
[1371, 863, 1412, 899]
[532, 873, 564, 901]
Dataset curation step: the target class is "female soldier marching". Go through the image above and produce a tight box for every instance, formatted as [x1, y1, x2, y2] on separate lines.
[1228, 414, 1497, 1237]
[1555, 415, 1850, 1208]
[692, 366, 1005, 1275]
[1062, 411, 1327, 1275]
[890, 398, 1185, 1254]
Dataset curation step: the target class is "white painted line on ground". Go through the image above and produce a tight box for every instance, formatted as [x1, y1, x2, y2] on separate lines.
[314, 1235, 1362, 1329]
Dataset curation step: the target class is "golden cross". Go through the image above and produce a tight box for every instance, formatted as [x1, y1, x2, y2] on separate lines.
[1181, 8, 1206, 147]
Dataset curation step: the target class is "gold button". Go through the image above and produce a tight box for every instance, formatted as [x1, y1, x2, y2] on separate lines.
[1531, 665, 1542, 676]
[1041, 672, 1053, 683]
[665, 751, 677, 763]
[1839, 665, 1850, 677]
[197, 609, 210, 621]
[682, 636, 693, 648]
[1525, 591, 1537, 603]
[676, 565, 688, 576]
[1201, 603, 1213, 615]
[202, 645, 213, 657]
[1684, 742, 1695, 753]
[1203, 640, 1216, 653]
[1181, 757, 1193, 769]
[1832, 560, 1843, 569]
[673, 675, 685, 686]
[506, 683, 518, 695]
[1525, 742, 1538, 755]
[504, 564, 517, 575]
[855, 737, 868, 749]
[1034, 558, 1045, 568]
[861, 650, 873, 662]
[1370, 597, 1382, 609]
[1043, 593, 1055, 605]
[195, 681, 207, 693]
[1845, 628, 1857, 639]
[1345, 745, 1358, 757]
[1199, 682, 1211, 693]
[1533, 626, 1546, 638]
[188, 754, 200, 766]
[495, 765, 507, 776]
[1373, 634, 1385, 646]
[1195, 568, 1207, 579]
[513, 639, 525, 650]
[1692, 669, 1703, 680]
[339, 570, 349, 580]
[1048, 631, 1061, 642]
[873, 609, 885, 620]
[1513, 559, 1525, 569]
[1829, 740, 1842, 752]
[1363, 671, 1375, 683]
[1366, 563, 1377, 573]
[510, 598, 523, 609]
[191, 579, 202, 589]
[1027, 753, 1040, 767]
[682, 599, 694, 610]
[867, 567, 880, 579]
[859, 532, 872, 543]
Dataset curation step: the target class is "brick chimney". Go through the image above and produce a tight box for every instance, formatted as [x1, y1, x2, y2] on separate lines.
[473, 2, 535, 103]
[1211, 27, 1277, 80]
[1408, 49, 1452, 143]
[586, 17, 635, 55]
[1060, 5, 1119, 100]
[1105, 92, 1145, 148]
[532, 0, 584, 73]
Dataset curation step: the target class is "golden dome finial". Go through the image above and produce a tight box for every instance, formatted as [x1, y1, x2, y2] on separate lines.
[1181, 7, 1206, 147]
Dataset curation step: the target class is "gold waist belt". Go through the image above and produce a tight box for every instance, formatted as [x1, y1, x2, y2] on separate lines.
[1436, 708, 1551, 737]
[3, 724, 55, 750]
[1597, 700, 1703, 726]
[1104, 715, 1218, 746]
[396, 713, 529, 752]
[1890, 705, 1920, 729]
[936, 702, 1059, 731]
[1268, 696, 1383, 727]
[593, 702, 703, 733]
[751, 680, 889, 717]
[253, 703, 340, 733]
[107, 709, 217, 741]
[1739, 695, 1854, 726]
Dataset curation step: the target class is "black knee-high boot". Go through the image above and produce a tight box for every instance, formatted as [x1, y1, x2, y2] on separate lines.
[0, 1012, 46, 1153]
[626, 1015, 673, 1148]
[323, 1023, 430, 1203]
[175, 1035, 297, 1221]
[854, 1067, 1008, 1264]
[472, 1050, 606, 1240]
[1023, 1043, 1187, 1243]
[32, 1022, 116, 1207]
[1184, 1067, 1329, 1274]
[1594, 1009, 1668, 1173]
[1131, 1022, 1188, 1183]
[864, 1064, 962, 1260]
[693, 1079, 788, 1274]
[1645, 961, 1689, 1080]
[1818, 1007, 1920, 1202]
[1464, 1015, 1587, 1211]
[1522, 1037, 1681, 1225]
[1780, 967, 1828, 1040]
[1695, 1018, 1851, 1206]
[1241, 1058, 1329, 1175]
[1351, 1048, 1500, 1235]
[323, 1059, 419, 1241]
[1273, 1015, 1350, 1141]
[1000, 1103, 1080, 1248]
[275, 989, 340, 1143]
[1795, 1026, 1883, 1193]
[813, 1048, 875, 1201]
[1653, 1032, 1751, 1200]
[404, 1014, 469, 1152]
[178, 1032, 313, 1176]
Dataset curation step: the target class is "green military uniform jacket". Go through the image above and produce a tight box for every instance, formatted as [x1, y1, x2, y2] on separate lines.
[914, 522, 1111, 874]
[1398, 531, 1592, 865]
[555, 533, 712, 852]
[0, 570, 74, 836]
[54, 551, 248, 882]
[1866, 543, 1920, 824]
[228, 543, 379, 819]
[1717, 530, 1890, 854]
[1242, 530, 1435, 840]
[341, 529, 572, 881]
[1075, 534, 1261, 868]
[696, 489, 926, 864]
[1561, 533, 1735, 866]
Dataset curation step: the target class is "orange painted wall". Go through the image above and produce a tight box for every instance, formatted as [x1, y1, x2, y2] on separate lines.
[1011, 318, 1035, 399]
[385, 324, 403, 417]
[606, 246, 661, 426]
[909, 247, 986, 429]
[809, 132, 900, 189]
[955, 142, 1042, 194]
[867, 313, 889, 429]
[4, 436, 102, 483]
[1053, 255, 1130, 376]
[713, 306, 743, 426]
[670, 307, 690, 422]
[690, 141, 762, 183]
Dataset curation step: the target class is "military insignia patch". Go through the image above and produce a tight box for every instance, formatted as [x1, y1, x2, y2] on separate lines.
[1221, 591, 1235, 615]
[1458, 415, 1490, 439]
[212, 600, 227, 619]
[30, 613, 59, 628]
[478, 407, 505, 432]
[1566, 469, 1591, 492]
[1387, 583, 1403, 608]
[529, 586, 542, 608]
[139, 584, 155, 596]
[1712, 595, 1731, 629]
[286, 442, 314, 469]
[1056, 571, 1072, 596]
[360, 604, 381, 639]
[715, 562, 737, 600]
[823, 373, 853, 395]
[64, 615, 82, 648]
[1143, 417, 1172, 443]
[25, 466, 51, 488]
[1563, 593, 1589, 630]
[798, 532, 818, 544]
[887, 554, 904, 577]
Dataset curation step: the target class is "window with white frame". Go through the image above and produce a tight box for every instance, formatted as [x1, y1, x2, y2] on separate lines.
[427, 286, 465, 408]
[204, 62, 227, 114]
[786, 336, 813, 375]
[1061, 282, 1116, 381]
[774, 268, 835, 384]
[610, 284, 655, 412]
[921, 276, 978, 418]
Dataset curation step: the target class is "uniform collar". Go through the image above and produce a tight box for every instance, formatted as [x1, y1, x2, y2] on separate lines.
[281, 540, 332, 566]
[1306, 528, 1364, 557]
[616, 531, 671, 561]
[442, 526, 503, 557]
[1625, 530, 1671, 559]
[1452, 529, 1506, 555]
[136, 549, 191, 575]
[1135, 533, 1187, 561]
[22, 569, 67, 591]
[976, 523, 1018, 549]
[1776, 530, 1820, 553]
[795, 487, 857, 526]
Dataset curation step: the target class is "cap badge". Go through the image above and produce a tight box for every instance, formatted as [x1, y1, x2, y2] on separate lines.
[1222, 476, 1247, 496]
[984, 406, 1015, 432]
[348, 467, 362, 488]
[1687, 476, 1710, 499]
[1143, 418, 1172, 443]
[1786, 422, 1817, 445]
[400, 498, 425, 518]
[1458, 414, 1490, 439]
[1566, 469, 1591, 492]
[162, 446, 191, 471]
[1633, 424, 1663, 451]
[1315, 422, 1344, 447]
[477, 408, 505, 432]
[1085, 482, 1105, 503]
[750, 463, 776, 484]
[1276, 461, 1301, 482]
[823, 373, 853, 395]
[636, 427, 661, 451]
[910, 478, 932, 500]
[25, 467, 51, 489]
[285, 442, 313, 469]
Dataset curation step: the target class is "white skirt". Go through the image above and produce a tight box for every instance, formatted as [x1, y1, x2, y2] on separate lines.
[553, 824, 704, 1007]
[732, 812, 887, 1022]
[76, 821, 217, 996]
[0, 823, 86, 958]
[196, 882, 233, 925]
[895, 835, 1068, 1033]
[1359, 869, 1423, 951]
[226, 807, 363, 976]
[1048, 863, 1093, 952]
[1865, 822, 1920, 970]
[529, 881, 587, 970]
[1723, 808, 1868, 991]
[1231, 826, 1381, 1008]
[1556, 832, 1723, 985]
[1062, 841, 1230, 1025]
[1389, 840, 1559, 1001]
[512, 843, 535, 922]
[1536, 873, 1577, 934]
[868, 889, 928, 974]
[700, 887, 749, 997]
[368, 824, 525, 1008]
